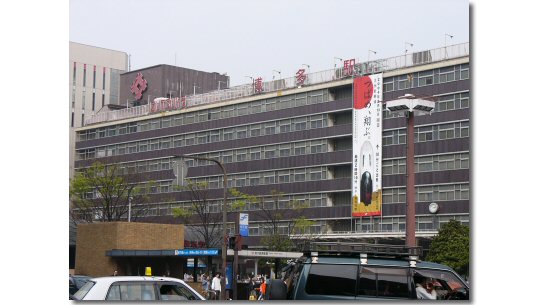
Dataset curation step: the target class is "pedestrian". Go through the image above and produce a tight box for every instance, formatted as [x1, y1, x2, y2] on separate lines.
[211, 272, 222, 300]
[258, 277, 266, 300]
[248, 276, 257, 299]
[201, 273, 209, 293]
[113, 270, 118, 276]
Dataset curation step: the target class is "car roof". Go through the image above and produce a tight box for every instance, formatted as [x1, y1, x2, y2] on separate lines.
[306, 256, 455, 271]
[89, 276, 188, 285]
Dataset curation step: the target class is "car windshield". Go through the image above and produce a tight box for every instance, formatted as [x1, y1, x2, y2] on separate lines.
[74, 277, 90, 287]
[73, 280, 95, 300]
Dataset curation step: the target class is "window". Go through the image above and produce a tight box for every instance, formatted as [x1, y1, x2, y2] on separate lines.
[359, 267, 409, 298]
[102, 67, 106, 89]
[437, 95, 456, 112]
[439, 66, 455, 83]
[418, 70, 434, 86]
[83, 64, 87, 87]
[237, 127, 247, 139]
[236, 149, 247, 162]
[139, 140, 148, 152]
[237, 104, 249, 116]
[438, 123, 455, 140]
[294, 144, 306, 155]
[250, 124, 261, 137]
[264, 173, 275, 185]
[250, 148, 261, 160]
[92, 66, 96, 88]
[413, 269, 467, 300]
[459, 92, 469, 108]
[265, 147, 276, 159]
[222, 153, 233, 163]
[460, 64, 469, 80]
[251, 101, 263, 113]
[294, 118, 307, 131]
[119, 124, 127, 135]
[173, 136, 183, 148]
[278, 170, 290, 183]
[197, 133, 208, 144]
[223, 129, 234, 141]
[185, 135, 195, 146]
[294, 169, 306, 182]
[106, 283, 156, 301]
[92, 92, 95, 111]
[279, 144, 291, 157]
[383, 77, 394, 92]
[161, 118, 171, 128]
[265, 122, 276, 135]
[310, 115, 324, 129]
[71, 89, 75, 109]
[210, 131, 220, 143]
[160, 137, 171, 149]
[416, 126, 433, 142]
[305, 264, 358, 296]
[71, 112, 74, 127]
[72, 62, 76, 86]
[159, 283, 198, 300]
[279, 120, 291, 133]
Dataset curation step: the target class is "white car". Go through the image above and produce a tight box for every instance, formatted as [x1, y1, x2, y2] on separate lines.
[72, 276, 205, 301]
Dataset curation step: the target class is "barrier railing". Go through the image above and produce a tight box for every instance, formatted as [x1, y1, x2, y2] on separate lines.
[84, 42, 469, 126]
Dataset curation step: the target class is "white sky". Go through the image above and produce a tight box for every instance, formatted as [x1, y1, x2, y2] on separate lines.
[70, 0, 469, 86]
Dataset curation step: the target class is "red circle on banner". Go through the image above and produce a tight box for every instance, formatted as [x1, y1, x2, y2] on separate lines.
[353, 76, 373, 109]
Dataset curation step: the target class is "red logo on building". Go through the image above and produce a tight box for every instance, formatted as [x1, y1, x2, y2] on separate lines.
[343, 59, 356, 77]
[255, 77, 264, 93]
[296, 69, 307, 86]
[130, 72, 148, 100]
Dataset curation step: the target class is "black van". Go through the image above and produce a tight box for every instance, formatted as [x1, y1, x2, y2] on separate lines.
[267, 242, 469, 300]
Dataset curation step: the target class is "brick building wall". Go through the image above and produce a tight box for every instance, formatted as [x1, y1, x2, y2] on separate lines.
[75, 222, 184, 277]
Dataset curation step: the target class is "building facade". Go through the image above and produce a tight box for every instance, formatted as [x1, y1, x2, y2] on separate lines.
[74, 43, 470, 250]
[119, 64, 229, 107]
[69, 42, 129, 180]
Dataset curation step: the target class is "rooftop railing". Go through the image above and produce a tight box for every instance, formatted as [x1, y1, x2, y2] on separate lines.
[84, 42, 469, 126]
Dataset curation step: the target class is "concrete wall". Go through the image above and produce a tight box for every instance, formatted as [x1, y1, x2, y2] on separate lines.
[74, 222, 184, 277]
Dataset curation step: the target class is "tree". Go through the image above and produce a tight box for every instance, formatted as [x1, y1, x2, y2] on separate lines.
[172, 180, 224, 274]
[229, 189, 313, 277]
[172, 180, 223, 249]
[69, 161, 150, 223]
[426, 220, 470, 277]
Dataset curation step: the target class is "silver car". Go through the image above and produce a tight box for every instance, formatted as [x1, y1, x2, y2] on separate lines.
[72, 276, 205, 301]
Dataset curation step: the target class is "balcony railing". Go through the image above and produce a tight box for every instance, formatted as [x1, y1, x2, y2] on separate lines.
[84, 42, 469, 126]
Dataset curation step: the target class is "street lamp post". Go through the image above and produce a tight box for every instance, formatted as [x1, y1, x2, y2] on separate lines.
[385, 94, 435, 247]
[173, 155, 228, 300]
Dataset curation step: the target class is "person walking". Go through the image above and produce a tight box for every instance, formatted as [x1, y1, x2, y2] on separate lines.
[211, 272, 222, 300]
[258, 277, 266, 300]
[201, 273, 209, 295]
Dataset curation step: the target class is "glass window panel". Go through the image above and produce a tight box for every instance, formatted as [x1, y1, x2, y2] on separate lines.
[305, 264, 357, 296]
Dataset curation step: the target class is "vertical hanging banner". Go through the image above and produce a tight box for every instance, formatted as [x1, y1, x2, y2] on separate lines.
[239, 213, 249, 236]
[352, 74, 383, 217]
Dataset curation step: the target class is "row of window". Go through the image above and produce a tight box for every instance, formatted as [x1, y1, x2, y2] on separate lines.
[77, 89, 330, 141]
[72, 62, 107, 90]
[76, 114, 329, 160]
[76, 118, 469, 162]
[382, 152, 469, 175]
[382, 183, 469, 204]
[382, 63, 469, 92]
[382, 120, 469, 146]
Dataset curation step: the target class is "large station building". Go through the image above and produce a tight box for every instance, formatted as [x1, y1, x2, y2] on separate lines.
[74, 43, 470, 253]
